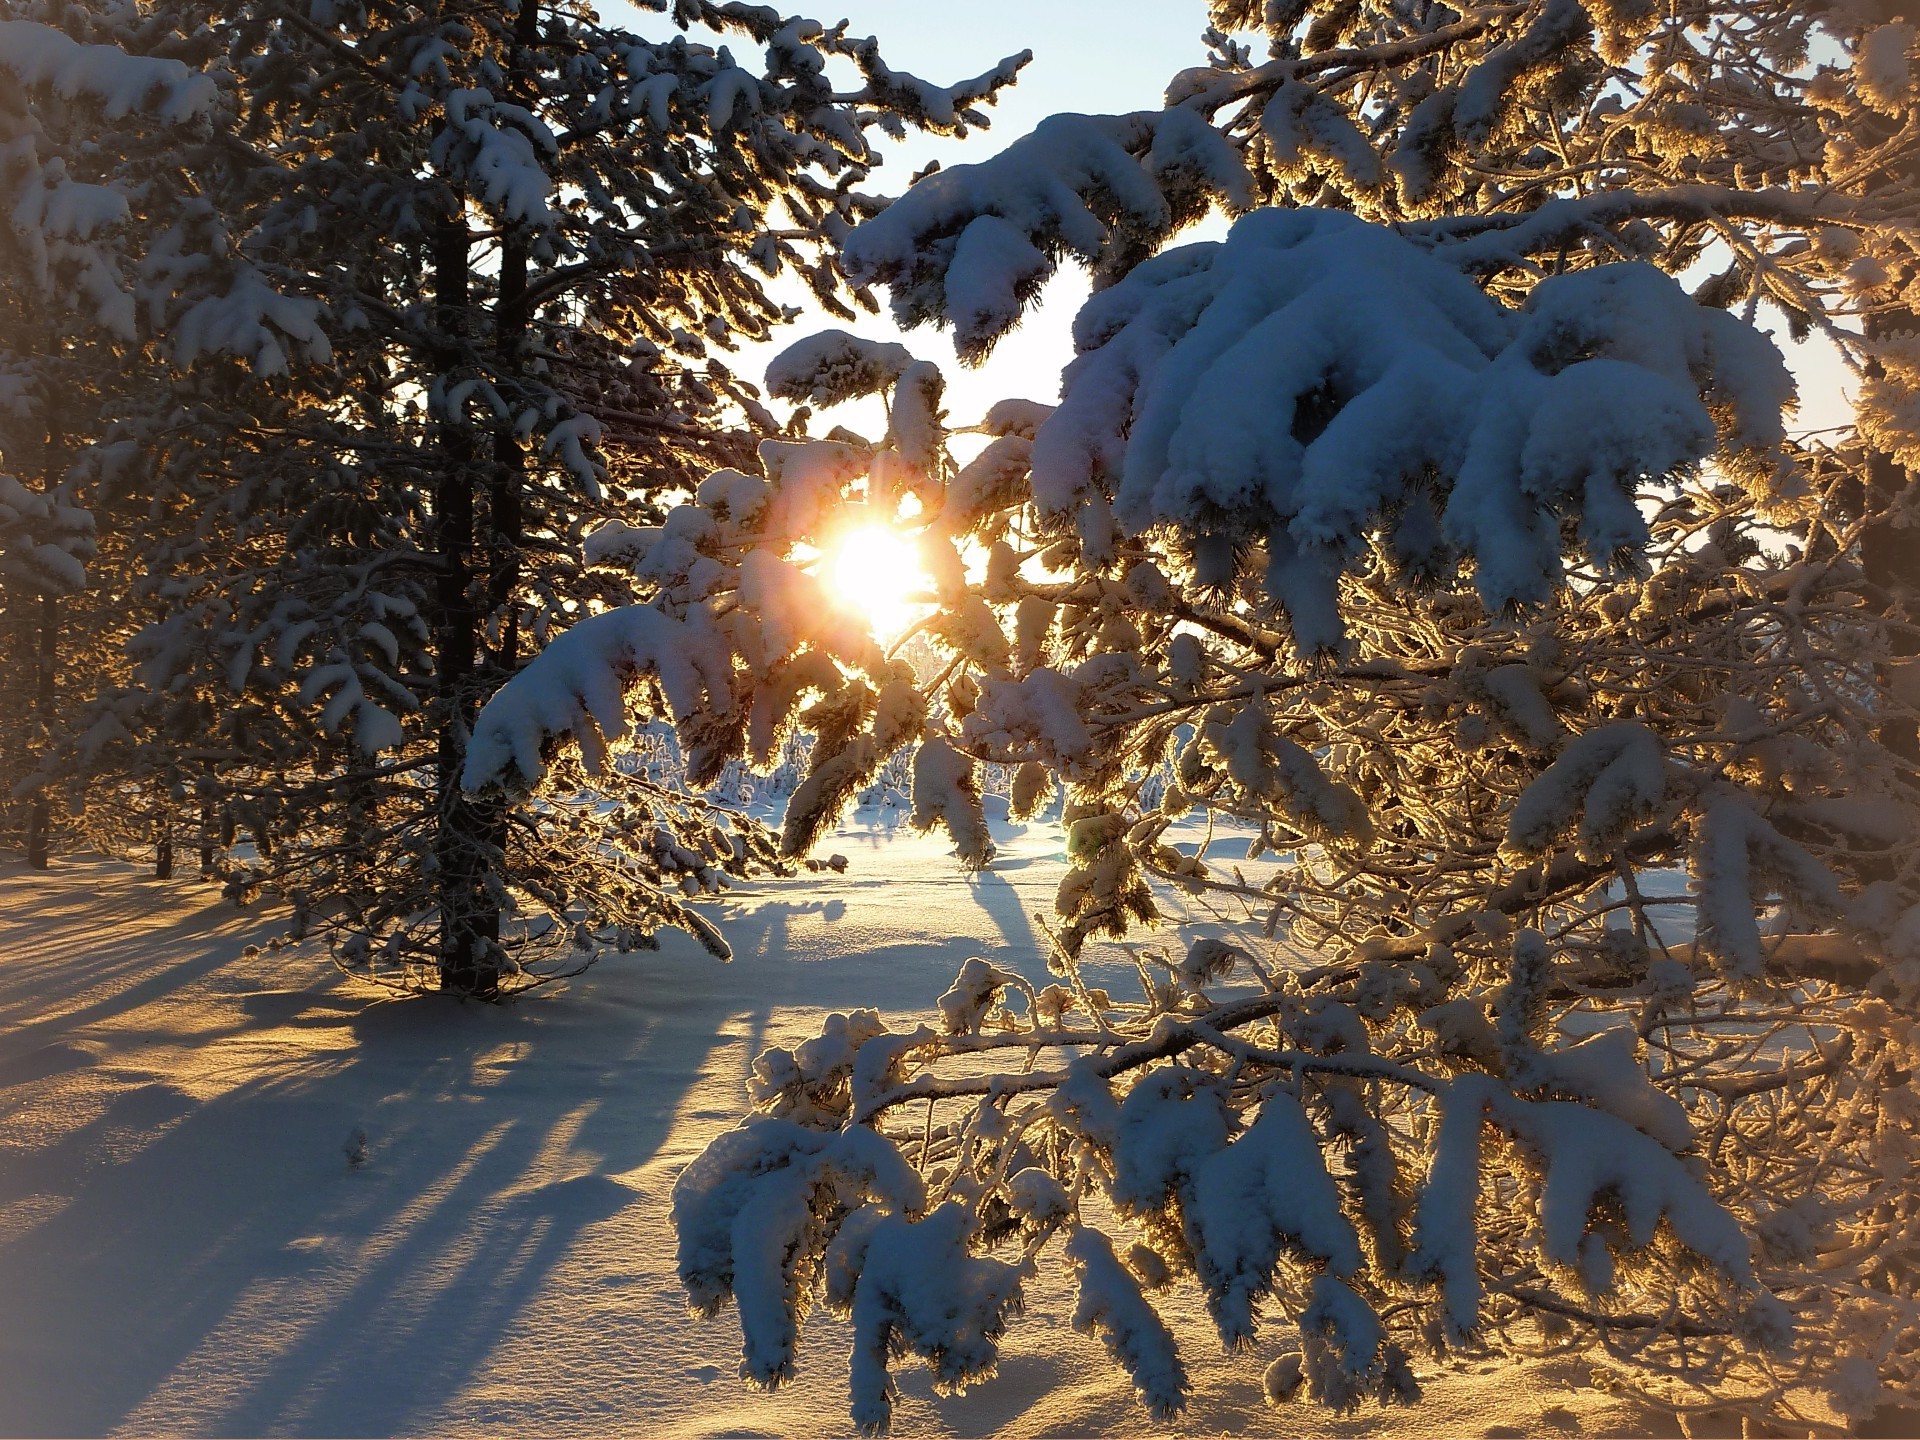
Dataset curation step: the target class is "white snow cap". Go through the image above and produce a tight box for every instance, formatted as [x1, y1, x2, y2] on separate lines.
[765, 329, 915, 408]
[842, 111, 1250, 362]
[1023, 208, 1790, 652]
[0, 21, 216, 122]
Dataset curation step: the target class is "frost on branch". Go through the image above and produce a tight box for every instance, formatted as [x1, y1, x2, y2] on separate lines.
[1503, 721, 1666, 863]
[653, 273, 1918, 1425]
[677, 943, 1779, 1431]
[1691, 797, 1847, 986]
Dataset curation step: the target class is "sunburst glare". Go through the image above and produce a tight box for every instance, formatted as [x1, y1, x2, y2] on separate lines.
[825, 523, 928, 640]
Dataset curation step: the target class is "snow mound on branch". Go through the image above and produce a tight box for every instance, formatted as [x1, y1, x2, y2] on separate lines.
[0, 20, 216, 121]
[1516, 1096, 1750, 1282]
[168, 264, 332, 376]
[1504, 721, 1666, 860]
[0, 474, 94, 595]
[1692, 797, 1848, 983]
[1109, 1066, 1234, 1213]
[1533, 1029, 1693, 1152]
[841, 111, 1251, 362]
[910, 737, 994, 870]
[1017, 207, 1790, 650]
[1186, 1092, 1363, 1346]
[670, 1117, 926, 1391]
[431, 89, 560, 228]
[847, 1204, 1025, 1434]
[1410, 1074, 1752, 1337]
[765, 330, 915, 407]
[462, 604, 731, 793]
[1066, 1226, 1190, 1420]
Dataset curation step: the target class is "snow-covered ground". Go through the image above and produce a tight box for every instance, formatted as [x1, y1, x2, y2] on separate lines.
[0, 809, 1686, 1438]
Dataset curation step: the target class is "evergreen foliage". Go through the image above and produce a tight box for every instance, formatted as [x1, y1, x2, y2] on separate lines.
[0, 0, 1023, 993]
[469, 0, 1920, 1426]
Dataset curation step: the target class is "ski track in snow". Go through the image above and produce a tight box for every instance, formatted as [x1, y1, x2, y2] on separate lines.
[0, 812, 1678, 1438]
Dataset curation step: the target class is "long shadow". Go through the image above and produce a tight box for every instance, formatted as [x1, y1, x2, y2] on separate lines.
[0, 830, 1085, 1435]
[0, 928, 745, 1436]
[964, 868, 1045, 983]
[0, 859, 287, 1038]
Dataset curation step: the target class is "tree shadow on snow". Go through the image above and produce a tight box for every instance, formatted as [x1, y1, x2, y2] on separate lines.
[0, 838, 1094, 1436]
[0, 913, 783, 1436]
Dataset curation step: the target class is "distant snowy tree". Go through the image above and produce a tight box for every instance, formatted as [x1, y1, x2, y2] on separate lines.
[0, 6, 222, 866]
[472, 0, 1920, 1425]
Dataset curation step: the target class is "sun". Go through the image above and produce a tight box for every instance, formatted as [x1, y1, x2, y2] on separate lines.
[826, 523, 928, 639]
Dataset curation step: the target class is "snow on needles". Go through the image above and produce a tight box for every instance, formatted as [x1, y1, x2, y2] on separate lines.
[462, 604, 730, 794]
[1027, 208, 1792, 650]
[841, 111, 1250, 363]
[0, 21, 216, 122]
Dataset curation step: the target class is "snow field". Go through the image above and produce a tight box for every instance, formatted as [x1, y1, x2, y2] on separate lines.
[0, 815, 1696, 1436]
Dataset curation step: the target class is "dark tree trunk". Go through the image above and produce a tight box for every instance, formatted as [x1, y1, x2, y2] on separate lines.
[431, 199, 502, 998]
[26, 364, 65, 870]
[198, 763, 218, 878]
[1862, 447, 1919, 772]
[25, 592, 55, 869]
[490, 0, 536, 672]
[1861, 1, 1920, 778]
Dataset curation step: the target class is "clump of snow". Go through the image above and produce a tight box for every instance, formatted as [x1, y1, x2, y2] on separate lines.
[846, 1204, 1024, 1434]
[765, 330, 915, 408]
[1185, 1092, 1363, 1345]
[0, 474, 94, 595]
[0, 20, 216, 121]
[909, 738, 994, 871]
[1505, 721, 1666, 861]
[917, 206, 1795, 650]
[1691, 796, 1847, 983]
[463, 604, 731, 794]
[1066, 1226, 1190, 1420]
[841, 111, 1250, 362]
[1856, 22, 1916, 113]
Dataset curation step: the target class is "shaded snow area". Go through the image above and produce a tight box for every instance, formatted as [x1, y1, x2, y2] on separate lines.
[0, 813, 1677, 1438]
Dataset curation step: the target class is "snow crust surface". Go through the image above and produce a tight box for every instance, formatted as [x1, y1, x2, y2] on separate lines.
[0, 822, 1692, 1437]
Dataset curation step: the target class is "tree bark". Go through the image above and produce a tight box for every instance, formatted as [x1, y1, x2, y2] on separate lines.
[198, 762, 218, 878]
[154, 806, 173, 881]
[489, 0, 536, 672]
[26, 337, 65, 869]
[24, 592, 55, 868]
[1861, 0, 1920, 776]
[432, 198, 502, 998]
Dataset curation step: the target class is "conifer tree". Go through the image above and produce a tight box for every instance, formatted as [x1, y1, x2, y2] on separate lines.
[42, 0, 1023, 994]
[0, 5, 223, 866]
[471, 0, 1920, 1426]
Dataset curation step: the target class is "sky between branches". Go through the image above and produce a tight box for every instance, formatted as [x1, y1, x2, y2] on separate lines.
[618, 0, 1856, 439]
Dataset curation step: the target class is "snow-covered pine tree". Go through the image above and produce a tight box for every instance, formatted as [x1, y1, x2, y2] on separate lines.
[60, 0, 1024, 993]
[471, 0, 1920, 1427]
[0, 4, 220, 866]
[837, 0, 1920, 764]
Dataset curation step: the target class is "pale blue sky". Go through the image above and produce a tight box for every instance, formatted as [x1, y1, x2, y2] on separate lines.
[633, 1, 1854, 437]
[720, 2, 1224, 426]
